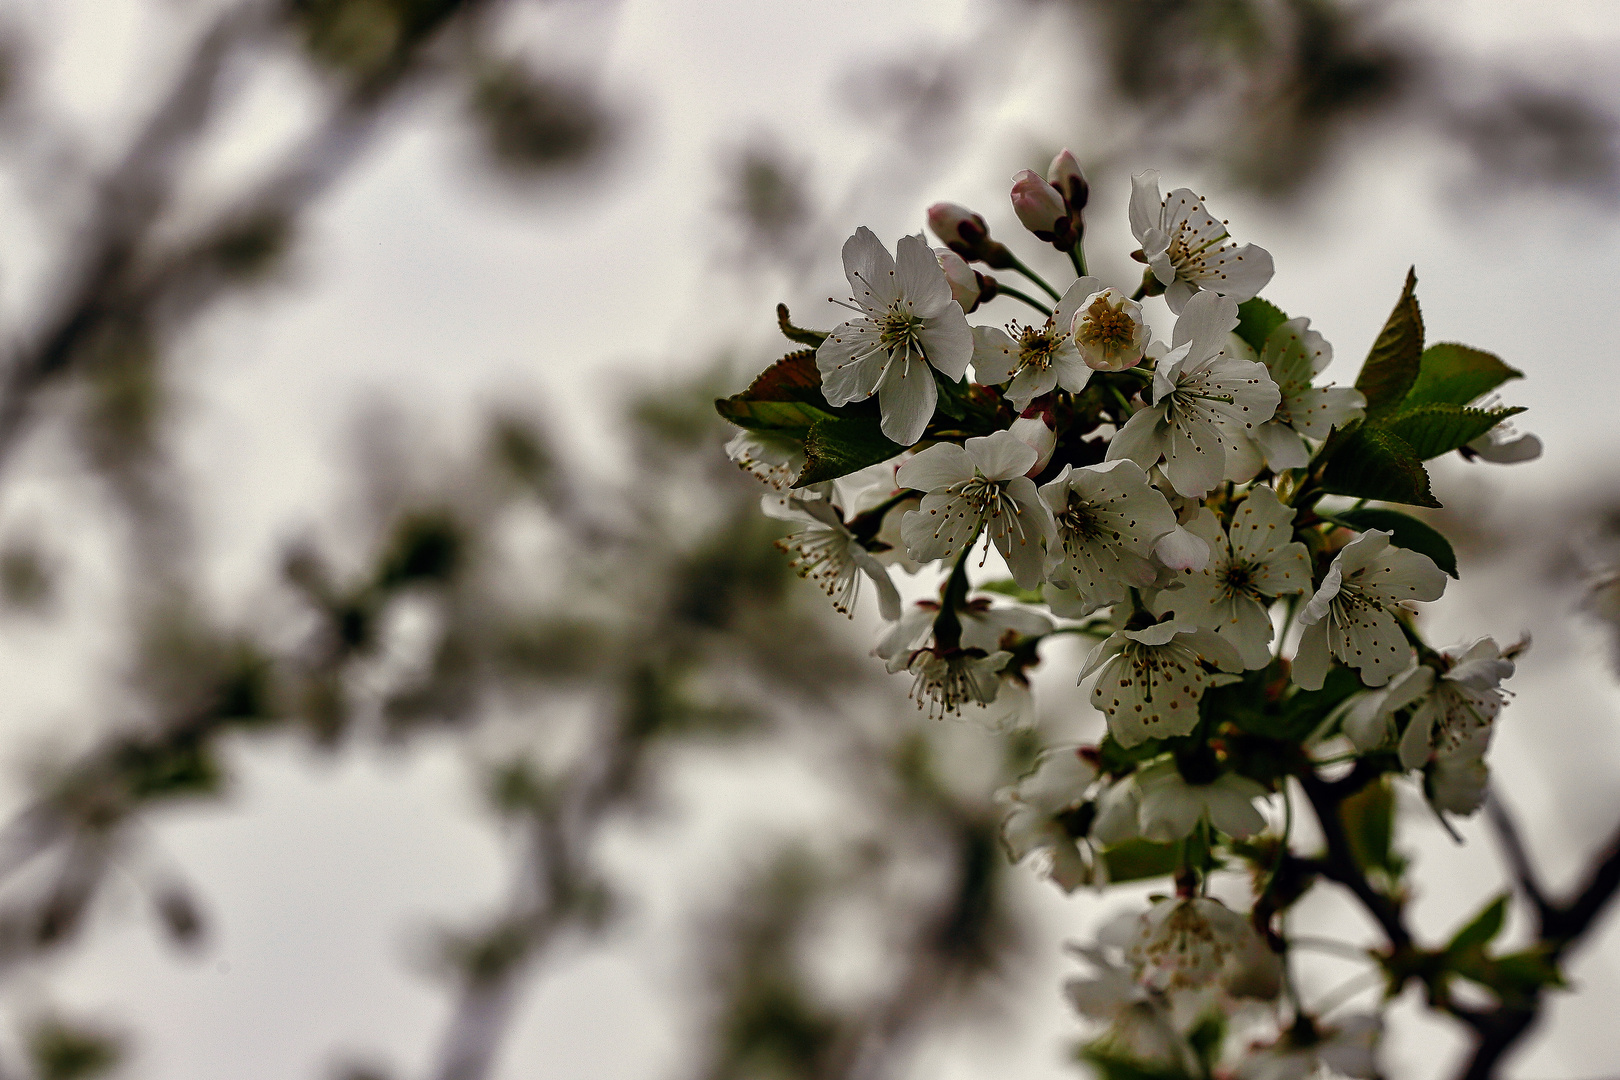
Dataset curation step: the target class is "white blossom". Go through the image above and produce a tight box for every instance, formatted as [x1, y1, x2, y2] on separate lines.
[1339, 661, 1431, 752]
[1426, 735, 1491, 815]
[1091, 774, 1143, 846]
[1065, 943, 1196, 1075]
[1152, 487, 1311, 669]
[1294, 531, 1447, 690]
[971, 277, 1099, 410]
[998, 746, 1104, 891]
[897, 431, 1056, 589]
[957, 604, 1052, 730]
[1133, 759, 1269, 841]
[905, 646, 1010, 721]
[817, 228, 973, 446]
[1397, 637, 1517, 770]
[1106, 292, 1280, 498]
[1247, 317, 1366, 471]
[877, 600, 1047, 724]
[763, 494, 902, 620]
[1071, 287, 1150, 372]
[1127, 896, 1260, 994]
[725, 428, 804, 490]
[1081, 620, 1244, 747]
[1128, 170, 1275, 314]
[1466, 402, 1542, 464]
[1235, 1015, 1381, 1080]
[1039, 460, 1178, 617]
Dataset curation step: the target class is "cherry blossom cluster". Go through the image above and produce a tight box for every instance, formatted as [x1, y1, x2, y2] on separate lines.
[719, 152, 1540, 1078]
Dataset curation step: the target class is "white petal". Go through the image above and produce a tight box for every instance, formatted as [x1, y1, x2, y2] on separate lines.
[966, 429, 1039, 481]
[1206, 775, 1268, 837]
[901, 491, 979, 563]
[1053, 276, 1103, 331]
[1292, 618, 1331, 690]
[1252, 420, 1310, 470]
[1105, 406, 1169, 470]
[971, 325, 1021, 385]
[842, 227, 899, 309]
[816, 323, 885, 406]
[877, 360, 938, 446]
[919, 307, 973, 381]
[1169, 291, 1234, 354]
[1202, 242, 1273, 302]
[1127, 170, 1162, 243]
[1155, 525, 1210, 571]
[896, 442, 975, 491]
[895, 232, 952, 316]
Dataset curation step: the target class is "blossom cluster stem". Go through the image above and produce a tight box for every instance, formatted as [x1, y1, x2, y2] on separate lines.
[994, 283, 1053, 318]
[1006, 255, 1062, 302]
[1068, 244, 1088, 279]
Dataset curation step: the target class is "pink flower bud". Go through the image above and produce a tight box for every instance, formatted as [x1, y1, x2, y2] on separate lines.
[927, 202, 989, 249]
[1046, 149, 1090, 214]
[1009, 412, 1056, 477]
[1010, 170, 1066, 236]
[935, 248, 982, 312]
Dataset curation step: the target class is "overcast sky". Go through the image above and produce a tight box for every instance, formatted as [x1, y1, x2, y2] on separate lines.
[3, 1, 1620, 1078]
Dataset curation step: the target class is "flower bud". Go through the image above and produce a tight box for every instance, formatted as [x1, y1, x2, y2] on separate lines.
[1046, 149, 1090, 215]
[926, 202, 1014, 269]
[927, 202, 987, 248]
[1011, 170, 1078, 251]
[1009, 409, 1057, 477]
[935, 248, 981, 312]
[1010, 170, 1066, 234]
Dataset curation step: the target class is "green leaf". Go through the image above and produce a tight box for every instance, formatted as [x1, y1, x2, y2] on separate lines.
[1078, 1048, 1189, 1080]
[1446, 893, 1508, 957]
[1329, 507, 1458, 578]
[1236, 297, 1289, 356]
[714, 350, 838, 431]
[932, 369, 969, 421]
[1355, 267, 1424, 419]
[1096, 733, 1166, 772]
[1320, 424, 1440, 508]
[1340, 777, 1397, 876]
[796, 416, 905, 487]
[1101, 838, 1180, 883]
[1382, 403, 1524, 461]
[776, 303, 829, 348]
[977, 578, 1044, 604]
[715, 397, 838, 431]
[1278, 664, 1366, 740]
[1404, 343, 1522, 408]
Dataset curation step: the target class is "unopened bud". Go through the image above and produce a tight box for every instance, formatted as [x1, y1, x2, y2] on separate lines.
[1009, 407, 1057, 477]
[1011, 170, 1077, 251]
[1046, 149, 1090, 214]
[926, 202, 1014, 269]
[935, 248, 982, 312]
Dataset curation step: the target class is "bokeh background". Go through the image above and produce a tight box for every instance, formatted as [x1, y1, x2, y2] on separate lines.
[0, 1, 1617, 1079]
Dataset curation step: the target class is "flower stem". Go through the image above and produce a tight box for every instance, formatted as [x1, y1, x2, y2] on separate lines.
[932, 535, 979, 650]
[1007, 255, 1062, 302]
[995, 284, 1053, 318]
[1068, 243, 1088, 279]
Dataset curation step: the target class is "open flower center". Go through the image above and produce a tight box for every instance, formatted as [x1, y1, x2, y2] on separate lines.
[878, 303, 925, 354]
[1058, 494, 1104, 543]
[1219, 560, 1258, 597]
[1014, 322, 1061, 372]
[1077, 296, 1134, 349]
